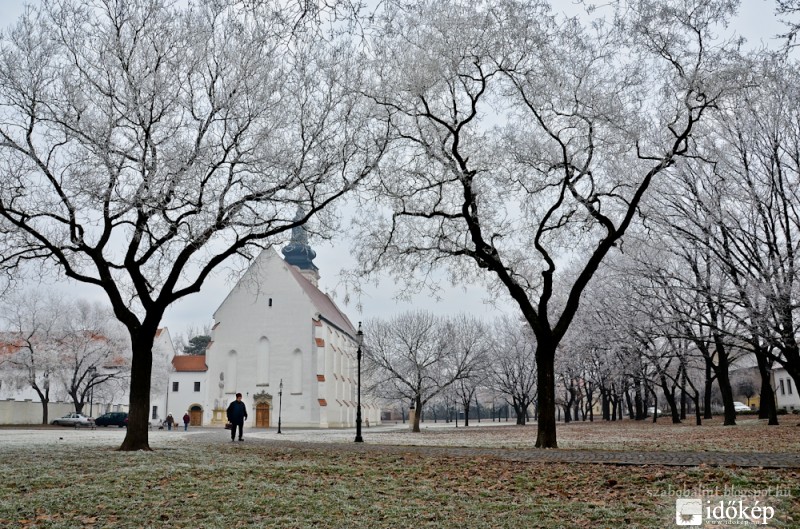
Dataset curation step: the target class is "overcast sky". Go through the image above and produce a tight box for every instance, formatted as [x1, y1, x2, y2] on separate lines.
[0, 0, 789, 340]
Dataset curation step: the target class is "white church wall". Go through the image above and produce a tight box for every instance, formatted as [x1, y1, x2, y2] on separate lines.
[200, 246, 380, 429]
[205, 249, 321, 427]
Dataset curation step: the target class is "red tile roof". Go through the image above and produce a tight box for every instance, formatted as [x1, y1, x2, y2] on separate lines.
[172, 355, 208, 372]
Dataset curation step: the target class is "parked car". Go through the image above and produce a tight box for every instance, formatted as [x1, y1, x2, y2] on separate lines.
[733, 401, 752, 412]
[51, 412, 95, 428]
[647, 406, 663, 416]
[95, 412, 128, 427]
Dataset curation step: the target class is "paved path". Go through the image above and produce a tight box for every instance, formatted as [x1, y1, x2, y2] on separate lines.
[191, 431, 800, 469]
[4, 425, 798, 469]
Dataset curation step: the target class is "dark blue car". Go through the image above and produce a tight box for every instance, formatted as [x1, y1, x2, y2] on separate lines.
[94, 412, 128, 427]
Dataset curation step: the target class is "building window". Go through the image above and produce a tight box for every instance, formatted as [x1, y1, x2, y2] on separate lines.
[194, 382, 201, 392]
[268, 298, 273, 307]
[780, 379, 785, 396]
[173, 381, 179, 392]
[151, 406, 158, 420]
[788, 379, 793, 395]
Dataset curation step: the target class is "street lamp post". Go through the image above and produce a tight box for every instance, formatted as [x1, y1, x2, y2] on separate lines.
[354, 321, 364, 443]
[277, 379, 283, 434]
[88, 366, 96, 417]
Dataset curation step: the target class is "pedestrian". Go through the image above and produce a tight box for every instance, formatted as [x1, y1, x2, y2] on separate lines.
[183, 412, 190, 431]
[226, 393, 248, 442]
[166, 413, 174, 431]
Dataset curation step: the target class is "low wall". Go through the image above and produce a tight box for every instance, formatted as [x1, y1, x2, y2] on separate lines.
[0, 400, 78, 425]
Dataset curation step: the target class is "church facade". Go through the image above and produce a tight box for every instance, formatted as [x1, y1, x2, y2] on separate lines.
[167, 224, 380, 429]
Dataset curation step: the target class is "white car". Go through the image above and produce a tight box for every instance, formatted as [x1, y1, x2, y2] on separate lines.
[647, 406, 663, 415]
[51, 412, 95, 428]
[733, 401, 751, 412]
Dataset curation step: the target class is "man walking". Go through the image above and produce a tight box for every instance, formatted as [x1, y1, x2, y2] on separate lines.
[226, 393, 248, 442]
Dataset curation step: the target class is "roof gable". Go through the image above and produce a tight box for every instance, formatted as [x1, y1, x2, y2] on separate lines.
[211, 248, 357, 338]
[284, 260, 356, 337]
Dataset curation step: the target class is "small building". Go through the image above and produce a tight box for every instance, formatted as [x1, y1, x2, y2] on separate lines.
[167, 355, 208, 426]
[772, 367, 799, 413]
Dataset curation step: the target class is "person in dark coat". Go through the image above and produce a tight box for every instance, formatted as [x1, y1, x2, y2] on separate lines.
[182, 412, 190, 431]
[226, 393, 248, 441]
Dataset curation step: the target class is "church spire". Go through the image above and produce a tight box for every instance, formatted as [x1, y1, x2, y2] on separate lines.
[282, 207, 320, 285]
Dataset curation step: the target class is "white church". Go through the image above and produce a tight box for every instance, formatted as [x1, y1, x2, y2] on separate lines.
[166, 222, 381, 429]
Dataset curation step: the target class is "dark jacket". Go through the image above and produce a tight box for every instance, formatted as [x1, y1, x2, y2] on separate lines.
[227, 400, 248, 423]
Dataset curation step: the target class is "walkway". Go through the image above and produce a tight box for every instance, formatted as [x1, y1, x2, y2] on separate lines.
[190, 428, 800, 469]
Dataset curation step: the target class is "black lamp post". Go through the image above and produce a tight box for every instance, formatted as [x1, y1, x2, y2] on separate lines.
[87, 366, 96, 417]
[277, 379, 283, 434]
[354, 321, 364, 443]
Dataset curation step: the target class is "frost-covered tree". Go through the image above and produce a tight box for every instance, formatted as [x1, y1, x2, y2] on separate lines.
[56, 300, 131, 415]
[0, 293, 64, 424]
[0, 293, 129, 422]
[0, 0, 386, 450]
[488, 316, 537, 425]
[363, 311, 483, 432]
[353, 0, 738, 447]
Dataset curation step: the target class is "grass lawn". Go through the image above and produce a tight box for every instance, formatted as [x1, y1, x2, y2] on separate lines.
[1, 421, 798, 528]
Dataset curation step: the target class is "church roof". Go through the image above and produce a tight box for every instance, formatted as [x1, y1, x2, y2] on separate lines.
[172, 355, 208, 372]
[284, 260, 357, 338]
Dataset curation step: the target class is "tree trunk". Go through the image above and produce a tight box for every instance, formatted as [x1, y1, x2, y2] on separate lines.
[119, 329, 156, 451]
[755, 351, 779, 425]
[463, 401, 470, 427]
[634, 380, 644, 420]
[535, 344, 557, 448]
[625, 389, 635, 419]
[704, 358, 714, 419]
[32, 384, 50, 425]
[516, 405, 527, 425]
[693, 389, 702, 426]
[713, 341, 736, 426]
[412, 395, 422, 433]
[680, 370, 687, 420]
[657, 374, 680, 424]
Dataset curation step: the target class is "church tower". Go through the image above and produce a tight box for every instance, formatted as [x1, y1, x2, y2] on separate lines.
[281, 208, 321, 287]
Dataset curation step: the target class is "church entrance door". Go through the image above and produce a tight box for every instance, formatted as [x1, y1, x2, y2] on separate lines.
[190, 405, 203, 426]
[256, 402, 270, 428]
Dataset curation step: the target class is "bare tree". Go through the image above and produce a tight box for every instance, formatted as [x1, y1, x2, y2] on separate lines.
[0, 293, 64, 424]
[776, 0, 800, 48]
[352, 0, 737, 447]
[0, 293, 129, 421]
[647, 56, 800, 422]
[489, 316, 537, 426]
[363, 311, 482, 432]
[0, 0, 386, 450]
[447, 314, 491, 427]
[56, 300, 131, 415]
